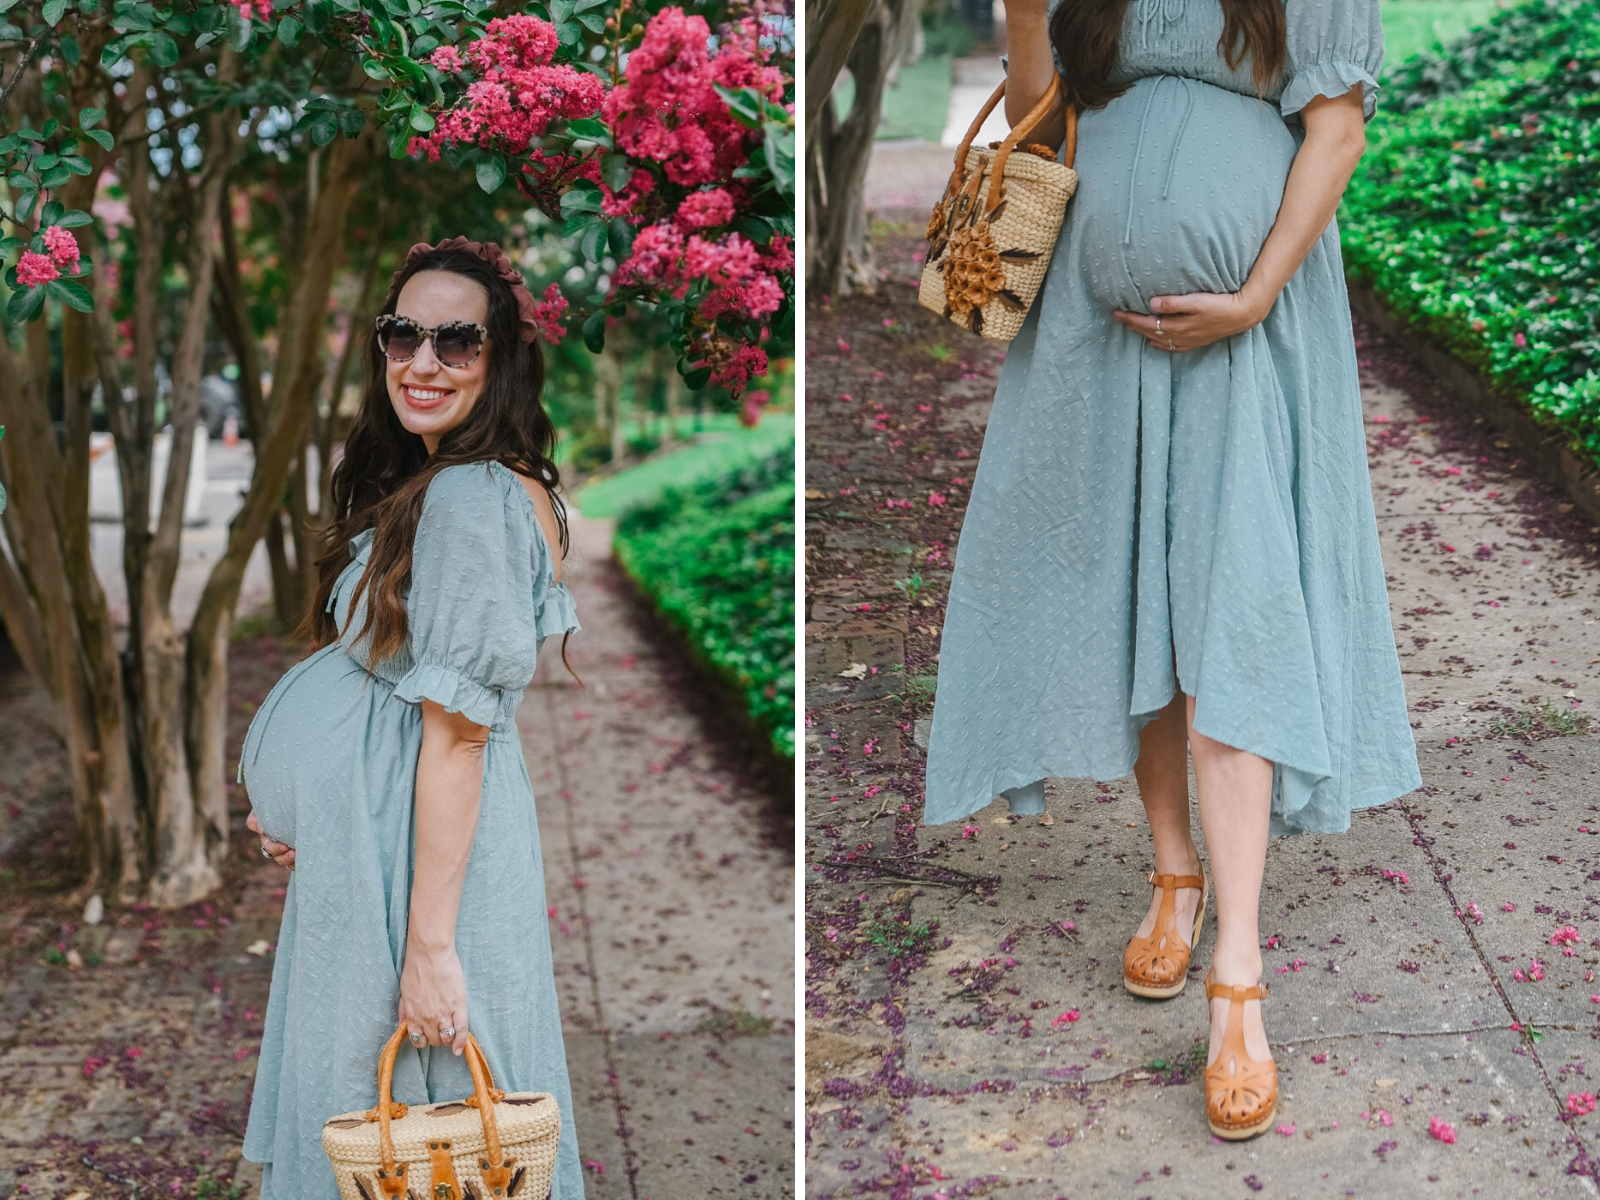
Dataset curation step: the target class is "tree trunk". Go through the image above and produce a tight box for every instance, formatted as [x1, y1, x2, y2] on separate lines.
[805, 0, 922, 298]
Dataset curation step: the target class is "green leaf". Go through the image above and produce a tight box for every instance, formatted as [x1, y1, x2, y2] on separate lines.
[0, 0, 23, 12]
[607, 218, 634, 260]
[362, 57, 388, 81]
[6, 284, 47, 325]
[407, 103, 434, 132]
[15, 190, 37, 223]
[763, 122, 794, 195]
[78, 105, 105, 128]
[35, 155, 60, 173]
[46, 277, 94, 313]
[713, 84, 764, 129]
[56, 208, 94, 228]
[60, 35, 81, 64]
[580, 220, 604, 262]
[338, 107, 365, 137]
[41, 199, 63, 224]
[581, 307, 606, 353]
[60, 154, 93, 176]
[39, 165, 71, 189]
[475, 156, 505, 193]
[559, 181, 601, 218]
[82, 128, 115, 152]
[387, 119, 412, 158]
[302, 0, 328, 32]
[42, 0, 67, 26]
[230, 10, 253, 50]
[599, 152, 632, 194]
[148, 29, 178, 65]
[309, 113, 339, 147]
[277, 14, 302, 44]
[683, 366, 712, 390]
[574, 11, 604, 32]
[565, 117, 610, 146]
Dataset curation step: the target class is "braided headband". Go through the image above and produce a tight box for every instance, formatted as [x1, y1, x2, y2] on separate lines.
[391, 236, 541, 344]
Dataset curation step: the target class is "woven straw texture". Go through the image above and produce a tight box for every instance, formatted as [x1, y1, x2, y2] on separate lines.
[918, 147, 1078, 342]
[322, 1092, 559, 1200]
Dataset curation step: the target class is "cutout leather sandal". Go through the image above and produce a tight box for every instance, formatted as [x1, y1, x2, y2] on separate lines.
[1123, 869, 1208, 998]
[1203, 969, 1278, 1140]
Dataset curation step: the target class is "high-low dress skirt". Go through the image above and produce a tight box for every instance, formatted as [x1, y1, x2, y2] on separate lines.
[237, 639, 585, 1198]
[923, 73, 1422, 833]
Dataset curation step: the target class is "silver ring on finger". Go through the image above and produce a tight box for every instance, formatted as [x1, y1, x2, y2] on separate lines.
[440, 1025, 456, 1038]
[1167, 339, 1176, 351]
[260, 842, 273, 860]
[1154, 316, 1163, 335]
[409, 1031, 424, 1044]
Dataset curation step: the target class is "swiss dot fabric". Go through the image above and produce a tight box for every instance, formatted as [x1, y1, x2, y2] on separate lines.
[925, 0, 1420, 834]
[237, 459, 585, 1199]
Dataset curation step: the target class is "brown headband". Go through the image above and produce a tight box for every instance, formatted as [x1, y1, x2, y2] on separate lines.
[392, 236, 542, 344]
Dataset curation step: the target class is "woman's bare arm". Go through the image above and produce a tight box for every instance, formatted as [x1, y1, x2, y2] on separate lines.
[400, 701, 490, 1055]
[999, 1, 1067, 147]
[1112, 84, 1369, 351]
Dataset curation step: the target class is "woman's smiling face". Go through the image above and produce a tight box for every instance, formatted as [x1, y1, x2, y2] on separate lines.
[386, 269, 492, 454]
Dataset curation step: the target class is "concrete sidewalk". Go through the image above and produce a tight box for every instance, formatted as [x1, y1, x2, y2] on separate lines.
[804, 220, 1600, 1197]
[0, 511, 794, 1199]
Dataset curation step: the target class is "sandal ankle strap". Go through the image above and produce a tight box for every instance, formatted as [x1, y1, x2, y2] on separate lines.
[1204, 971, 1268, 1003]
[1147, 871, 1205, 890]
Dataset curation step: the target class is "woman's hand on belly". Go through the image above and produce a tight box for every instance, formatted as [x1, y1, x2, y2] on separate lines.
[1112, 291, 1267, 354]
[247, 808, 295, 871]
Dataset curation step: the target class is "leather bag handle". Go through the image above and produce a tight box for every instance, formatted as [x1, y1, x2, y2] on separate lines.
[369, 1023, 514, 1196]
[943, 73, 1078, 217]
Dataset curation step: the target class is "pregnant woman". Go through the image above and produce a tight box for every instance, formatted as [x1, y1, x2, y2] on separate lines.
[236, 237, 586, 1196]
[923, 0, 1421, 1139]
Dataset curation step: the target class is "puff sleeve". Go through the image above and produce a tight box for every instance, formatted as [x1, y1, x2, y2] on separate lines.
[1279, 0, 1384, 124]
[391, 463, 542, 728]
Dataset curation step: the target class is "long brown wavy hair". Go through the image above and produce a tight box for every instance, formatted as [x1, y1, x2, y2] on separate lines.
[1049, 0, 1286, 111]
[290, 244, 581, 688]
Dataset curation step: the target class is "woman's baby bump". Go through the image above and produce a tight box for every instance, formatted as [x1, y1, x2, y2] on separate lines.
[1067, 75, 1298, 312]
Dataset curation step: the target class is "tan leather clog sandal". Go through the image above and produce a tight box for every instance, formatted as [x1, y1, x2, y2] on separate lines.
[1122, 869, 1208, 998]
[1203, 969, 1279, 1140]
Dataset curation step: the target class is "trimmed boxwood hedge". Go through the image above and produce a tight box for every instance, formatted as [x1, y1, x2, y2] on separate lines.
[1339, 0, 1600, 469]
[612, 444, 796, 761]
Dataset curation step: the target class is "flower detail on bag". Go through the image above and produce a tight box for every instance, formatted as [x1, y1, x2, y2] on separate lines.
[942, 222, 1005, 318]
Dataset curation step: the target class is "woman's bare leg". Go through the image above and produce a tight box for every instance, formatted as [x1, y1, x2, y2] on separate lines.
[1131, 681, 1202, 946]
[1187, 694, 1274, 1062]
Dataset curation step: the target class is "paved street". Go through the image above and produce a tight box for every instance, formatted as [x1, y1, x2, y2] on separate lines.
[804, 217, 1600, 1198]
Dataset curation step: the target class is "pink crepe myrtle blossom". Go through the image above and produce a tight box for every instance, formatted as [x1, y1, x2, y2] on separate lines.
[16, 250, 59, 288]
[528, 282, 568, 345]
[410, 16, 604, 162]
[1569, 1093, 1598, 1116]
[1552, 926, 1580, 948]
[42, 225, 80, 271]
[677, 187, 737, 230]
[429, 45, 465, 73]
[228, 0, 272, 21]
[1050, 1009, 1080, 1026]
[961, 826, 979, 839]
[1429, 1117, 1456, 1143]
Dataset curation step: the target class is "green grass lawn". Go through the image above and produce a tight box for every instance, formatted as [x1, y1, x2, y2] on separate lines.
[572, 410, 796, 518]
[831, 53, 954, 143]
[1381, 0, 1506, 66]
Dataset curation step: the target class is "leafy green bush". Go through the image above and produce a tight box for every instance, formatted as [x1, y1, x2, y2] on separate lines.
[613, 444, 795, 760]
[1340, 1, 1600, 470]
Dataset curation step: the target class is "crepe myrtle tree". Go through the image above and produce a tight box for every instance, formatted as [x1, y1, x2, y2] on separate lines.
[0, 0, 793, 907]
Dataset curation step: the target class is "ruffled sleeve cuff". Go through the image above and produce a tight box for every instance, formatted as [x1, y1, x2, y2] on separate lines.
[1279, 61, 1380, 123]
[535, 581, 582, 644]
[392, 660, 510, 727]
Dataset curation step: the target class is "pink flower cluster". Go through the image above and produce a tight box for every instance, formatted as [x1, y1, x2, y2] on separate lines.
[601, 8, 784, 199]
[528, 282, 568, 345]
[410, 15, 604, 161]
[1428, 1116, 1456, 1144]
[1513, 956, 1546, 982]
[1569, 1092, 1598, 1116]
[1551, 925, 1581, 954]
[16, 224, 80, 288]
[228, 0, 272, 21]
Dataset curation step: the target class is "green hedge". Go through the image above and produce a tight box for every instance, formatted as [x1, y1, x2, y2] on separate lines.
[612, 445, 796, 761]
[1340, 0, 1600, 470]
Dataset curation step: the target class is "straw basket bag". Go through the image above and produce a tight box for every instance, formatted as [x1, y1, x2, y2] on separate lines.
[918, 73, 1080, 341]
[322, 1023, 560, 1200]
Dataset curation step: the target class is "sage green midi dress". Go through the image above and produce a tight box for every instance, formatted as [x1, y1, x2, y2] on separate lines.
[923, 0, 1422, 832]
[236, 460, 585, 1198]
